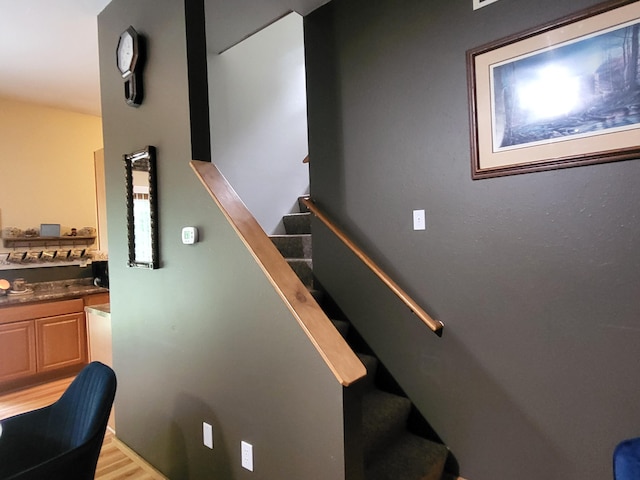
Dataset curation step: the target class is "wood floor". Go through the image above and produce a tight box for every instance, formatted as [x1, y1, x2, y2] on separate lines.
[0, 376, 167, 480]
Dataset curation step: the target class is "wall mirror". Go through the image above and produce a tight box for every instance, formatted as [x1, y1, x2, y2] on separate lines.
[124, 145, 159, 269]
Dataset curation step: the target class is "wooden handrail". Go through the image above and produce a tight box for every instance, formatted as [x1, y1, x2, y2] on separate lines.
[190, 161, 366, 386]
[301, 197, 444, 337]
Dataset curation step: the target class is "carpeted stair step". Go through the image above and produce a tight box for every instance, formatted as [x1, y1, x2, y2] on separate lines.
[309, 287, 345, 320]
[297, 196, 310, 213]
[362, 389, 413, 466]
[364, 432, 448, 480]
[332, 319, 351, 339]
[283, 212, 311, 234]
[286, 258, 313, 288]
[270, 234, 311, 259]
[358, 353, 379, 390]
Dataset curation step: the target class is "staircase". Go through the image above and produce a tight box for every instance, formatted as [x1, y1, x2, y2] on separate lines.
[270, 197, 450, 480]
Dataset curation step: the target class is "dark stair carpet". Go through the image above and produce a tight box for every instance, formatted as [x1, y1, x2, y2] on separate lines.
[282, 212, 311, 235]
[366, 433, 448, 480]
[270, 234, 312, 259]
[271, 197, 449, 480]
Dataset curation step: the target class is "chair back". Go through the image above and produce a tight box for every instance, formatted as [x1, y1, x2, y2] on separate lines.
[49, 361, 117, 448]
[0, 362, 116, 480]
[614, 437, 640, 480]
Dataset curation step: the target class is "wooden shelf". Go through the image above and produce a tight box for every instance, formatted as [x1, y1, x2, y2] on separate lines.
[0, 261, 91, 271]
[2, 236, 96, 248]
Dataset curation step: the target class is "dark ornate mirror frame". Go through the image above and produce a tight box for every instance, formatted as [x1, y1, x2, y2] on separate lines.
[124, 145, 159, 269]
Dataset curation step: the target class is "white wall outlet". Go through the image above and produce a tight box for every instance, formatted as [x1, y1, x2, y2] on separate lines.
[203, 422, 213, 449]
[182, 226, 199, 245]
[241, 441, 254, 471]
[413, 209, 426, 231]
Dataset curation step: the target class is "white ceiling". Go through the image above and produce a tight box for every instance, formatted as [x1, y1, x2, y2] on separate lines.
[0, 0, 329, 118]
[0, 0, 111, 116]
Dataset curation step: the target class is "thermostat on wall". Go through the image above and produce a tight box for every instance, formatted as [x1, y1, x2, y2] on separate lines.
[181, 227, 198, 245]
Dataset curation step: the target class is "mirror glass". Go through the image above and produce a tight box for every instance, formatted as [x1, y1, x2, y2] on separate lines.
[124, 146, 158, 269]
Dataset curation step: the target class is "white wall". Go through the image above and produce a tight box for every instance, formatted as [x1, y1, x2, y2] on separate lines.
[208, 13, 309, 234]
[0, 97, 103, 254]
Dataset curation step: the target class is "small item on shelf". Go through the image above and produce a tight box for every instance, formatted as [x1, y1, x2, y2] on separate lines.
[90, 250, 108, 261]
[11, 278, 26, 292]
[24, 228, 39, 238]
[7, 251, 25, 263]
[77, 227, 96, 237]
[70, 228, 77, 236]
[69, 248, 85, 260]
[41, 250, 56, 262]
[40, 223, 61, 237]
[1, 227, 22, 238]
[24, 251, 41, 263]
[56, 250, 70, 261]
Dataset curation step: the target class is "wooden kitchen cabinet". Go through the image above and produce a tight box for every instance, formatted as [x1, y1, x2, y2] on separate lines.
[36, 312, 87, 373]
[0, 297, 92, 391]
[0, 321, 36, 383]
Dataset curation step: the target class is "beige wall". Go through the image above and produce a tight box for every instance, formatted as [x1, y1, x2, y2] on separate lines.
[0, 97, 103, 254]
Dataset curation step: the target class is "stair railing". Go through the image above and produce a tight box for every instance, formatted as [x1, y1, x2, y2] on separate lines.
[190, 160, 367, 386]
[301, 197, 444, 337]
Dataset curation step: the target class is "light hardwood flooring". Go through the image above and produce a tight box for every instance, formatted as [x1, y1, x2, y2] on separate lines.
[0, 376, 167, 480]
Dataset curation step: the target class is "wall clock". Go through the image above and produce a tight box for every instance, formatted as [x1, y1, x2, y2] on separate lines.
[116, 26, 146, 106]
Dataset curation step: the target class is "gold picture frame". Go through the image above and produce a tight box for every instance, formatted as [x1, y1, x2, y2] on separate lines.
[467, 0, 640, 179]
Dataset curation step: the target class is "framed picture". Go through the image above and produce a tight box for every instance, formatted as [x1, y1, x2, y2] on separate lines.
[467, 0, 640, 179]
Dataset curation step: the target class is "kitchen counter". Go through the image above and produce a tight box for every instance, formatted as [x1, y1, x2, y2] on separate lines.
[0, 279, 108, 307]
[85, 303, 111, 317]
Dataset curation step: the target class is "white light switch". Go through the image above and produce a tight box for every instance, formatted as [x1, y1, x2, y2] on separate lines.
[203, 422, 213, 449]
[413, 210, 426, 231]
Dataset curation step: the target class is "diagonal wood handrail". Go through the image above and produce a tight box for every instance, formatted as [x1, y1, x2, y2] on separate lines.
[190, 161, 366, 386]
[301, 197, 444, 337]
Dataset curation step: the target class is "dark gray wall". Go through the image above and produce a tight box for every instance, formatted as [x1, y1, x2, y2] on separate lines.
[305, 1, 640, 479]
[98, 1, 346, 478]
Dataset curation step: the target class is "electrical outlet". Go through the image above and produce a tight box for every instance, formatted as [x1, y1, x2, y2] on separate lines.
[203, 422, 213, 449]
[241, 441, 253, 471]
[413, 209, 426, 231]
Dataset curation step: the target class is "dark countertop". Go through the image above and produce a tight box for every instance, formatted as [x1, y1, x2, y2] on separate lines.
[0, 279, 108, 307]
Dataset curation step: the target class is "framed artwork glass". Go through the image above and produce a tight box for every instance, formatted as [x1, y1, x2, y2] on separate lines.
[467, 0, 640, 178]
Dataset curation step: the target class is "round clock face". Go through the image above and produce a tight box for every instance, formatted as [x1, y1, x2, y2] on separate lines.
[117, 31, 134, 75]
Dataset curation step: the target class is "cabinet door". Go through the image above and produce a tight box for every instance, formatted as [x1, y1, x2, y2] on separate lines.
[36, 313, 87, 372]
[0, 321, 36, 383]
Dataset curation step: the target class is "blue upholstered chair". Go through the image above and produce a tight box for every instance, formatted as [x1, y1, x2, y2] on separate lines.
[614, 437, 640, 480]
[0, 361, 117, 480]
